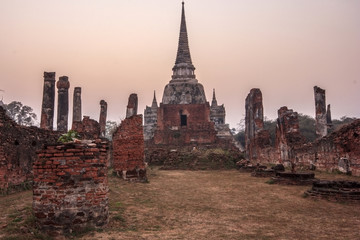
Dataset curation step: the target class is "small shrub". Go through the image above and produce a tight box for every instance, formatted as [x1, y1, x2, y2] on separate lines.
[58, 130, 80, 143]
[266, 179, 275, 184]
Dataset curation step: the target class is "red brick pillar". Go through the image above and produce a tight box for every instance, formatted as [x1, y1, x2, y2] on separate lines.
[33, 140, 109, 236]
[112, 115, 147, 181]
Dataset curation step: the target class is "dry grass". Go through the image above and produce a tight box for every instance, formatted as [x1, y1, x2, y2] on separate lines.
[1, 169, 360, 240]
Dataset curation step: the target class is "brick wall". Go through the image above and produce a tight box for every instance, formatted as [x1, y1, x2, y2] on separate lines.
[112, 115, 146, 181]
[294, 119, 360, 176]
[72, 116, 100, 139]
[33, 140, 109, 236]
[0, 106, 60, 194]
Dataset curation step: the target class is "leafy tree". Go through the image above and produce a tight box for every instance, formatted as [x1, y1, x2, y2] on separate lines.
[329, 116, 357, 134]
[263, 118, 277, 145]
[4, 101, 37, 126]
[298, 114, 316, 142]
[105, 120, 118, 140]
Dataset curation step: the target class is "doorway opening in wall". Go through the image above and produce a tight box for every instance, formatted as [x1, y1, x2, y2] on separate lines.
[181, 114, 187, 126]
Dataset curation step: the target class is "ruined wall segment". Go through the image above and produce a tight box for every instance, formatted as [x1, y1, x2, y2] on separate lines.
[295, 119, 360, 176]
[126, 93, 138, 119]
[72, 87, 82, 126]
[276, 107, 306, 164]
[72, 116, 100, 140]
[0, 106, 59, 193]
[314, 86, 328, 138]
[33, 140, 109, 236]
[40, 72, 56, 130]
[245, 88, 270, 160]
[112, 115, 147, 181]
[99, 100, 107, 137]
[56, 76, 70, 132]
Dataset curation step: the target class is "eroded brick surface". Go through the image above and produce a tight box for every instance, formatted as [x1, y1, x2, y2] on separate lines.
[276, 106, 306, 164]
[295, 119, 360, 176]
[314, 86, 328, 138]
[72, 116, 100, 140]
[112, 115, 146, 181]
[33, 140, 109, 236]
[0, 106, 60, 194]
[245, 88, 271, 161]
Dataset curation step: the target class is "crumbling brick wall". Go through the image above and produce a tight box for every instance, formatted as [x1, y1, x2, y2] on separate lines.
[33, 140, 109, 236]
[245, 88, 271, 161]
[0, 106, 59, 194]
[72, 116, 100, 139]
[294, 119, 360, 176]
[275, 107, 306, 164]
[112, 115, 146, 181]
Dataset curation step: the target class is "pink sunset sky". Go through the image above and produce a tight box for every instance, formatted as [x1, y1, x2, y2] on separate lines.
[0, 0, 359, 129]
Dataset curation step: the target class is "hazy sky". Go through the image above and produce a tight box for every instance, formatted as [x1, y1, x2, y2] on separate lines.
[1, 0, 359, 129]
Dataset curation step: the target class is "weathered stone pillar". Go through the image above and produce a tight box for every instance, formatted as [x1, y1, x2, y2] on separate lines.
[314, 86, 327, 138]
[72, 87, 82, 126]
[56, 76, 70, 132]
[245, 88, 270, 160]
[326, 104, 332, 127]
[33, 140, 109, 236]
[40, 72, 56, 130]
[126, 93, 138, 118]
[99, 100, 107, 137]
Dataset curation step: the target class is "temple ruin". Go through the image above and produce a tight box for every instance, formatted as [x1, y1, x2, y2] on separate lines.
[144, 2, 235, 148]
[144, 91, 158, 140]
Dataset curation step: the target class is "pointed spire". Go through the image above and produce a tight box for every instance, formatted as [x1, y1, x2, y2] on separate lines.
[171, 1, 196, 81]
[151, 91, 158, 108]
[211, 89, 218, 107]
[175, 1, 192, 65]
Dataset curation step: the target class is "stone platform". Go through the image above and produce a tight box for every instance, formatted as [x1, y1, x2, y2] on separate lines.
[305, 180, 360, 202]
[272, 172, 316, 185]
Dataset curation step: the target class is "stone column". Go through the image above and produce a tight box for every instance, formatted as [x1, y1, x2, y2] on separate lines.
[126, 93, 138, 118]
[72, 87, 82, 126]
[40, 72, 56, 130]
[99, 100, 107, 137]
[326, 104, 332, 127]
[314, 86, 327, 138]
[245, 88, 265, 160]
[56, 76, 70, 132]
